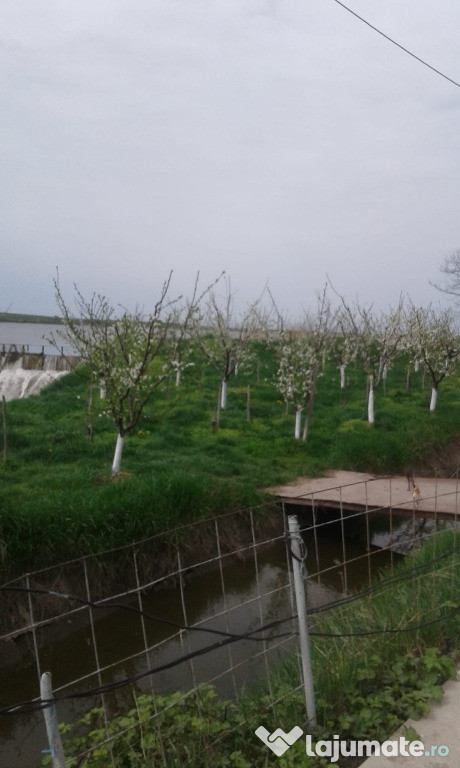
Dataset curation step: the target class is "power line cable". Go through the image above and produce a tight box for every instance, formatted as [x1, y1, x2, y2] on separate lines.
[0, 585, 294, 644]
[0, 613, 297, 716]
[1, 545, 457, 716]
[1, 603, 457, 717]
[2, 542, 456, 639]
[332, 0, 460, 88]
[2, 554, 459, 717]
[307, 543, 460, 615]
[311, 604, 459, 637]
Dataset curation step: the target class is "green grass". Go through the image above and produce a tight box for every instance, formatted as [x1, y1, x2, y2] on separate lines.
[1, 349, 460, 577]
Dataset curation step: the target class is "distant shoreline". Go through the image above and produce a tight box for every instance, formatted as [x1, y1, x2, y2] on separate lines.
[0, 312, 63, 324]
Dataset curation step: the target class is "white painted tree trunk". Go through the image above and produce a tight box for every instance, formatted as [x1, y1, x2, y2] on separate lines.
[339, 364, 346, 389]
[234, 363, 239, 378]
[382, 364, 388, 396]
[220, 379, 227, 409]
[175, 368, 181, 387]
[99, 379, 106, 399]
[406, 366, 411, 391]
[430, 387, 438, 411]
[112, 432, 124, 476]
[368, 379, 375, 424]
[414, 361, 419, 372]
[294, 408, 302, 440]
[302, 411, 311, 442]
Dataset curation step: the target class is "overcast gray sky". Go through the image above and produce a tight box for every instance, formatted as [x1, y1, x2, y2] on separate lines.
[2, 0, 460, 319]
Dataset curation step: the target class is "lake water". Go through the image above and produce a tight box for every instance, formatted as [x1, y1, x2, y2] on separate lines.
[0, 322, 74, 356]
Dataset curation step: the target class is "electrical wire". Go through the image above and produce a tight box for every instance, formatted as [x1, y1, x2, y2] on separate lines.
[311, 604, 459, 638]
[2, 543, 456, 639]
[1, 545, 457, 716]
[332, 0, 460, 88]
[1, 603, 457, 717]
[0, 613, 297, 717]
[0, 585, 294, 644]
[1, 598, 458, 714]
[307, 543, 460, 616]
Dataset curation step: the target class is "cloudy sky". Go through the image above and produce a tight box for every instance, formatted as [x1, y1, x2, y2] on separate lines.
[2, 0, 460, 319]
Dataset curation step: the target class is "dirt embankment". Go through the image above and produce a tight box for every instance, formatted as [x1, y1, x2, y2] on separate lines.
[411, 438, 460, 479]
[0, 504, 283, 665]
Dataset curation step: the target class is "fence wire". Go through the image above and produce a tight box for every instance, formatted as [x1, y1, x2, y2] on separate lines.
[0, 472, 458, 767]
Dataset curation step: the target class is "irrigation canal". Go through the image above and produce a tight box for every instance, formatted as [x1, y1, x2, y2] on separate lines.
[1, 507, 456, 768]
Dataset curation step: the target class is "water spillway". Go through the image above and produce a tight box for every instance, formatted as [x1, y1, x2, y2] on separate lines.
[0, 332, 79, 400]
[0, 356, 70, 402]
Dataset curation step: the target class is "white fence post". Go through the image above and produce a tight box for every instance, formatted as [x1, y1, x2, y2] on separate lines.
[287, 513, 317, 731]
[40, 672, 66, 768]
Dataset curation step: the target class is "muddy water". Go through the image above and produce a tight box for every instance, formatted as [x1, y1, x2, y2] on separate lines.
[1, 512, 444, 768]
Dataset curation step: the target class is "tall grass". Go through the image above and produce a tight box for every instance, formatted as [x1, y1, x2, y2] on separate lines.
[2, 348, 460, 577]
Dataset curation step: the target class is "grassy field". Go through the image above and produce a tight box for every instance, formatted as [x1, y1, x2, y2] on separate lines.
[1, 345, 460, 577]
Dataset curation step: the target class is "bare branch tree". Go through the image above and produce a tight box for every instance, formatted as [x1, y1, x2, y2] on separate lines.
[329, 308, 360, 392]
[193, 279, 264, 410]
[276, 286, 335, 441]
[52, 271, 205, 476]
[329, 279, 405, 424]
[431, 249, 460, 303]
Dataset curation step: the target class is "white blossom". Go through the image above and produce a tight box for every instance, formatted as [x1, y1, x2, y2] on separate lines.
[403, 304, 458, 409]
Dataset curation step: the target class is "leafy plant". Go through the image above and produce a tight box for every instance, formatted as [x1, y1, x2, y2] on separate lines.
[43, 648, 455, 767]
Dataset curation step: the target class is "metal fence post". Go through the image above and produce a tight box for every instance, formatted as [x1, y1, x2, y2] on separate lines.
[40, 672, 66, 768]
[287, 513, 317, 731]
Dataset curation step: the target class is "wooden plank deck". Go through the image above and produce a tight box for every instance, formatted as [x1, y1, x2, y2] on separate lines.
[267, 471, 460, 520]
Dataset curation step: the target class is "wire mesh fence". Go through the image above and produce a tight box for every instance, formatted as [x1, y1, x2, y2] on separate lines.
[0, 472, 459, 767]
